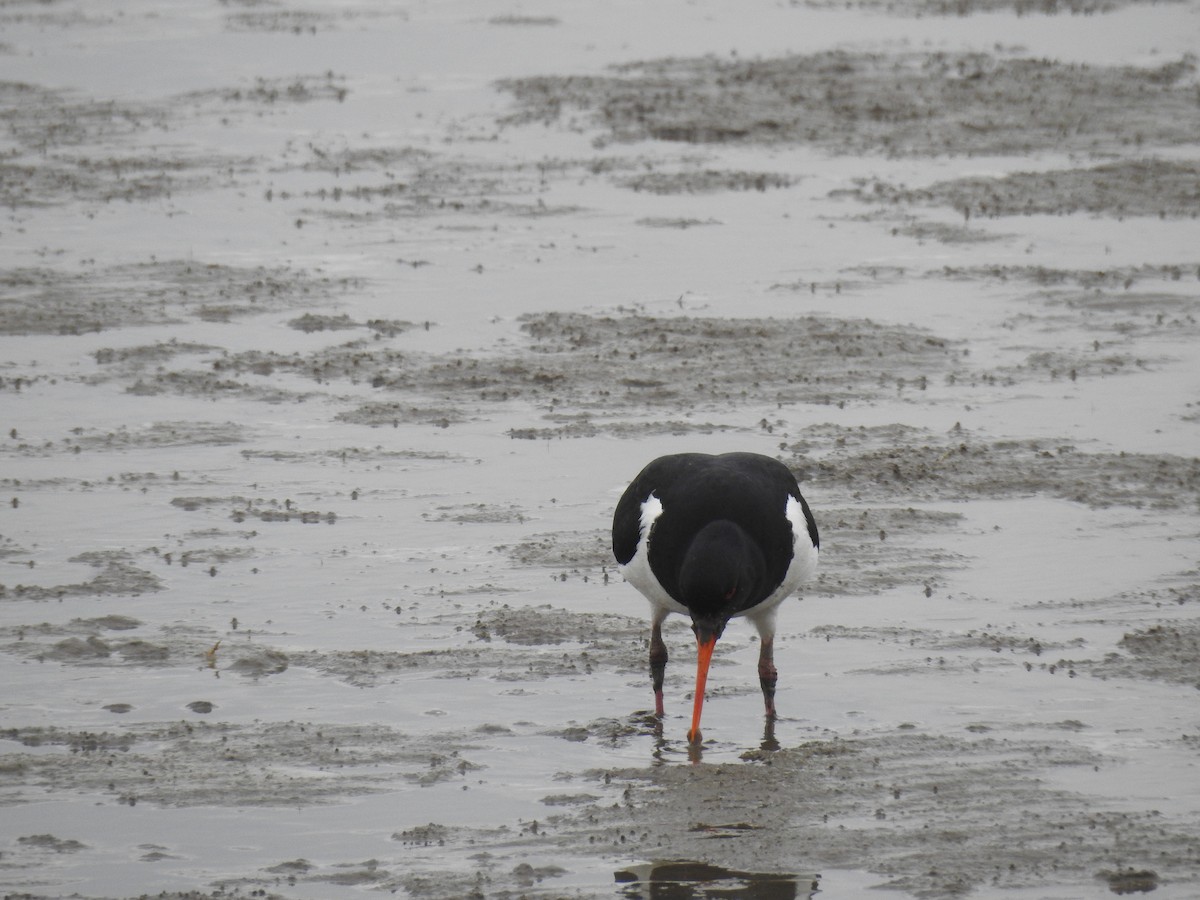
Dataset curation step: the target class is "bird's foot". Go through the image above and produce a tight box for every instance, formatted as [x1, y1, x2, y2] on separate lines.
[759, 671, 777, 720]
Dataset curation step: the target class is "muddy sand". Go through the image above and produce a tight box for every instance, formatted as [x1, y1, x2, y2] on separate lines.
[2, 1, 1199, 898]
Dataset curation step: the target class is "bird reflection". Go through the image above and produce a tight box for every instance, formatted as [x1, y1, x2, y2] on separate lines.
[760, 717, 780, 753]
[615, 860, 819, 899]
[642, 715, 780, 764]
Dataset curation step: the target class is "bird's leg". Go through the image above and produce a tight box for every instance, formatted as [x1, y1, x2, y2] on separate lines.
[650, 619, 668, 717]
[758, 635, 778, 719]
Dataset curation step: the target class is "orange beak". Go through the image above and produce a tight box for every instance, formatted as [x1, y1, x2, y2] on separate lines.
[687, 634, 717, 745]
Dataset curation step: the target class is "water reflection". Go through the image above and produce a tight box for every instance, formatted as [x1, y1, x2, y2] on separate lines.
[614, 860, 819, 899]
[641, 710, 781, 764]
[760, 717, 780, 752]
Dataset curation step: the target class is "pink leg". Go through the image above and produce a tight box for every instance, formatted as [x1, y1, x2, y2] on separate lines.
[758, 635, 778, 719]
[650, 619, 668, 717]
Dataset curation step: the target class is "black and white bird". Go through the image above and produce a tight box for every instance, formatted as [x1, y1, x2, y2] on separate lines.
[612, 452, 819, 744]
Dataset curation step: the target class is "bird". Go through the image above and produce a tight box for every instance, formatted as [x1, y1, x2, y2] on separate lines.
[612, 452, 819, 745]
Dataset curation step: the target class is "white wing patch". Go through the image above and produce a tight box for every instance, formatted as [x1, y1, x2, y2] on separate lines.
[745, 494, 819, 635]
[618, 492, 688, 618]
[639, 492, 663, 537]
[785, 494, 819, 585]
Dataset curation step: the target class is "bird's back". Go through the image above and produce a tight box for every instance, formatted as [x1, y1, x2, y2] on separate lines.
[613, 452, 817, 611]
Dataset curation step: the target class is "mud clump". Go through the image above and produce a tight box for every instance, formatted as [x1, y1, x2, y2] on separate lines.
[288, 313, 415, 336]
[616, 169, 795, 194]
[224, 10, 335, 34]
[231, 499, 338, 525]
[0, 617, 216, 672]
[508, 311, 960, 411]
[16, 834, 87, 853]
[500, 530, 612, 570]
[334, 402, 467, 428]
[74, 283, 1194, 434]
[1089, 622, 1200, 688]
[472, 604, 644, 652]
[46, 636, 112, 660]
[394, 824, 453, 846]
[1098, 867, 1160, 894]
[206, 311, 960, 425]
[814, 506, 966, 597]
[836, 0, 1144, 10]
[52, 422, 247, 454]
[0, 72, 355, 209]
[841, 159, 1200, 219]
[787, 424, 1200, 510]
[498, 52, 1199, 157]
[615, 861, 818, 898]
[2, 561, 163, 601]
[0, 81, 166, 155]
[0, 153, 238, 209]
[506, 417, 744, 440]
[204, 72, 348, 106]
[295, 141, 578, 222]
[0, 260, 362, 336]
[227, 647, 290, 677]
[525, 732, 1193, 897]
[0, 721, 485, 807]
[928, 262, 1200, 290]
[424, 502, 528, 524]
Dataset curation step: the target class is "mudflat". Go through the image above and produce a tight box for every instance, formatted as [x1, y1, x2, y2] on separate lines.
[1, 2, 1198, 898]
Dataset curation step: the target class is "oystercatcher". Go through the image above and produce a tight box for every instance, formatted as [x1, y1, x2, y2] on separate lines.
[612, 452, 819, 744]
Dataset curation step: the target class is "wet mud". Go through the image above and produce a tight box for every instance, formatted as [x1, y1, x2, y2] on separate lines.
[839, 158, 1200, 219]
[498, 51, 1199, 157]
[0, 261, 361, 336]
[3, 1, 1200, 898]
[787, 423, 1200, 509]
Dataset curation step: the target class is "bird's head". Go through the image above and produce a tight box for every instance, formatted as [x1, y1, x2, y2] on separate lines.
[677, 520, 765, 745]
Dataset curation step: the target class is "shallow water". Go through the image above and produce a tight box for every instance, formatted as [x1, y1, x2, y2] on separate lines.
[2, 1, 1200, 898]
